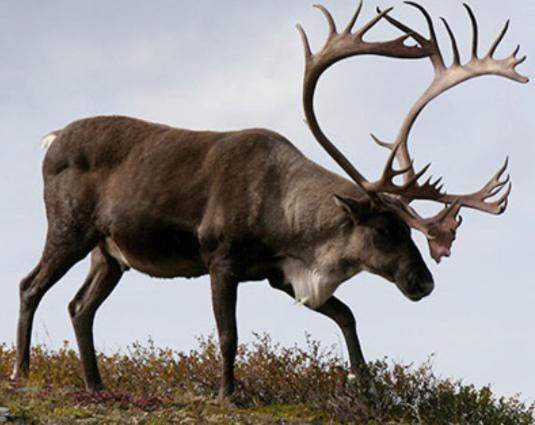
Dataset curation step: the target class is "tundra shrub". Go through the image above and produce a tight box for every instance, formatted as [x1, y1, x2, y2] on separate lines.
[0, 337, 533, 424]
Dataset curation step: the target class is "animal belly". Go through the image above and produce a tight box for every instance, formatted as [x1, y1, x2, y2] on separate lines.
[104, 236, 207, 279]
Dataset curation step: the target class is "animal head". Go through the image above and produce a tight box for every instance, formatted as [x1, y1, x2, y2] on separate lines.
[334, 194, 433, 301]
[297, 2, 526, 291]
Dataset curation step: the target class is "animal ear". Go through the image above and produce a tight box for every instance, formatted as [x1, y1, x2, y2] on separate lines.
[333, 194, 373, 223]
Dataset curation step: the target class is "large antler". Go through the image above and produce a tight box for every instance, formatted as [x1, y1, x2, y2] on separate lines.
[372, 2, 528, 261]
[298, 2, 528, 263]
[297, 2, 435, 197]
[377, 3, 527, 203]
[298, 3, 471, 209]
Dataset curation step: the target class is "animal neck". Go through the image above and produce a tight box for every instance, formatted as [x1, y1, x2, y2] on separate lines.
[280, 220, 364, 309]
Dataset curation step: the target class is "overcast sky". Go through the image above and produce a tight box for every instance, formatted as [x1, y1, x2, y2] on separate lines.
[0, 0, 533, 401]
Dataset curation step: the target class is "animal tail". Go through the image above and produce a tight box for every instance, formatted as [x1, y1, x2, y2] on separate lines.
[40, 130, 61, 150]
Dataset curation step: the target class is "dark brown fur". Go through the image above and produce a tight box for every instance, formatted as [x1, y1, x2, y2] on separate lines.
[13, 115, 433, 399]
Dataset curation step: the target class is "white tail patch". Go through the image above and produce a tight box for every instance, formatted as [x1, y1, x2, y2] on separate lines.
[41, 133, 57, 150]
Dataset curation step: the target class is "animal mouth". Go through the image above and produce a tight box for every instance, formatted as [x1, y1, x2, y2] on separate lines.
[398, 279, 434, 302]
[405, 282, 435, 302]
[406, 290, 430, 302]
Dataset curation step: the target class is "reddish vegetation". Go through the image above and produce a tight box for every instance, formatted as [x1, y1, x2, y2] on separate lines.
[0, 335, 533, 424]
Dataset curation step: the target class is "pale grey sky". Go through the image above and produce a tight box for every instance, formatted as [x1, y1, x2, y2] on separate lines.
[1, 0, 533, 400]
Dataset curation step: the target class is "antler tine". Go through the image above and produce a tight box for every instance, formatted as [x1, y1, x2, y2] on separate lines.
[363, 140, 448, 200]
[343, 1, 363, 34]
[363, 138, 402, 192]
[439, 157, 513, 215]
[384, 145, 419, 180]
[404, 1, 445, 71]
[403, 162, 431, 187]
[488, 19, 510, 58]
[516, 53, 527, 66]
[314, 4, 337, 39]
[296, 24, 313, 60]
[367, 133, 441, 198]
[497, 183, 512, 213]
[488, 178, 509, 199]
[434, 201, 462, 225]
[356, 6, 394, 38]
[370, 133, 395, 150]
[399, 163, 450, 200]
[440, 17, 461, 66]
[380, 2, 445, 71]
[511, 45, 529, 81]
[376, 6, 425, 45]
[463, 3, 479, 59]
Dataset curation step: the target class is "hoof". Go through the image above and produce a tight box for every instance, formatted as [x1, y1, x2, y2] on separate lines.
[347, 372, 380, 403]
[217, 387, 237, 408]
[366, 380, 380, 403]
[9, 369, 28, 384]
[85, 382, 105, 393]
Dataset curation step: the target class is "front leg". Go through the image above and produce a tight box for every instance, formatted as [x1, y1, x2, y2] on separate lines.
[209, 259, 239, 401]
[268, 277, 369, 381]
[315, 297, 367, 377]
[318, 297, 379, 402]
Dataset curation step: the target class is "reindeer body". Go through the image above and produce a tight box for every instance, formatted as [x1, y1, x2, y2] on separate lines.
[19, 115, 387, 395]
[43, 115, 362, 306]
[12, 2, 525, 400]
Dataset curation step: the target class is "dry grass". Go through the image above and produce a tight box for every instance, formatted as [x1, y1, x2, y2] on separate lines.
[0, 334, 533, 424]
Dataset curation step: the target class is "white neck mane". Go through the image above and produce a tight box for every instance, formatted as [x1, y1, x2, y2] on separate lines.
[281, 256, 357, 309]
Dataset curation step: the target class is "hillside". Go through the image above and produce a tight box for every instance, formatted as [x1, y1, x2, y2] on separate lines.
[0, 334, 533, 424]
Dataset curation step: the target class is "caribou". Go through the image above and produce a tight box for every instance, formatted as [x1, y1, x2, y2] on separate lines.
[12, 2, 527, 400]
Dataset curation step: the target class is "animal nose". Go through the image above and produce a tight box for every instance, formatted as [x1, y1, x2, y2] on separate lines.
[408, 270, 434, 299]
[417, 278, 434, 296]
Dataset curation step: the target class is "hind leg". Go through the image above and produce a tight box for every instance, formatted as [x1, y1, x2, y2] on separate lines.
[68, 246, 123, 391]
[12, 238, 96, 380]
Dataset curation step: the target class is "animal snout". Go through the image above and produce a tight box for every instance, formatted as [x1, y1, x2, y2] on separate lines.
[406, 270, 434, 301]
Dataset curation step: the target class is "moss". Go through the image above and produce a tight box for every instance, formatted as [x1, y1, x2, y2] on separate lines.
[52, 405, 92, 419]
[246, 403, 325, 423]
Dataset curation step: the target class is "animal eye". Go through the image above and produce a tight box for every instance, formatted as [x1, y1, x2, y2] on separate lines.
[376, 226, 391, 238]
